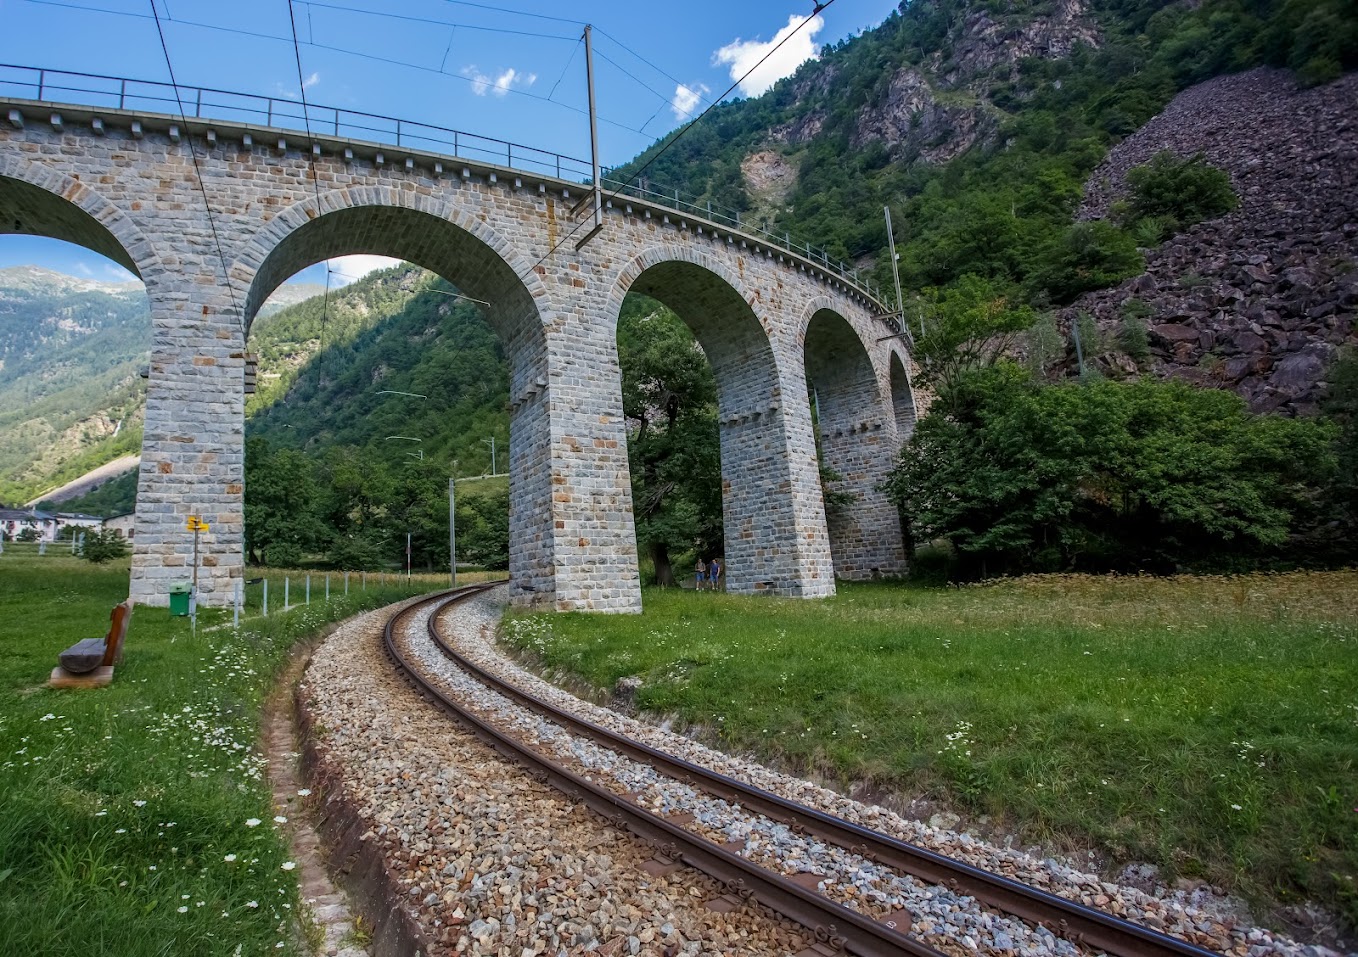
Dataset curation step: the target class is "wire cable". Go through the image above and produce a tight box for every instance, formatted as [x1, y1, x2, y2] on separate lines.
[21, 0, 660, 141]
[287, 0, 333, 353]
[514, 2, 837, 285]
[301, 0, 578, 43]
[547, 36, 581, 102]
[146, 0, 242, 332]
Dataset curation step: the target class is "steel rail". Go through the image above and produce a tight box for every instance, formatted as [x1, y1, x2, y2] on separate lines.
[424, 594, 1223, 957]
[382, 589, 943, 957]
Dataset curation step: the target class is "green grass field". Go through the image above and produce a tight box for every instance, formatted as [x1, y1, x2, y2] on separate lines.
[0, 551, 441, 956]
[503, 572, 1358, 930]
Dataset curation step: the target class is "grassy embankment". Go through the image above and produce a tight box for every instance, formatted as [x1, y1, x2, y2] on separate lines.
[503, 572, 1358, 928]
[0, 550, 466, 956]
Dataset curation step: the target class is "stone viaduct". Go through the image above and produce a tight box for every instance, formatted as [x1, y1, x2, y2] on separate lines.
[0, 90, 919, 613]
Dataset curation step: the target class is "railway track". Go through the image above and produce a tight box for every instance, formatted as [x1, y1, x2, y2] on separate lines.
[382, 587, 1226, 957]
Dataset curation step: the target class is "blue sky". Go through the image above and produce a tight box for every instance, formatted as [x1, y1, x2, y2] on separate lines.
[0, 0, 899, 288]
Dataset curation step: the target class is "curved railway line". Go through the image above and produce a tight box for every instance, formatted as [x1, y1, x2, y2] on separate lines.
[380, 587, 1226, 957]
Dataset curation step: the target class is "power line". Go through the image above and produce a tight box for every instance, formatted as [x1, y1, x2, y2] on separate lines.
[21, 0, 659, 140]
[547, 36, 582, 102]
[301, 0, 579, 43]
[594, 48, 699, 122]
[437, 0, 586, 28]
[594, 27, 714, 112]
[515, 3, 837, 285]
[286, 0, 333, 354]
[145, 0, 242, 333]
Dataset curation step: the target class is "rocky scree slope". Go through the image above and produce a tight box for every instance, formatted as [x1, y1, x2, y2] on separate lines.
[1065, 68, 1358, 416]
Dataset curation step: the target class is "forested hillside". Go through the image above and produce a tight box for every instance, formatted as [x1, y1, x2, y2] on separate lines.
[0, 267, 147, 504]
[616, 0, 1355, 308]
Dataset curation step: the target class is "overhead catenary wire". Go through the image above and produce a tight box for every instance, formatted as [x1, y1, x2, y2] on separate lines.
[145, 0, 242, 333]
[514, 1, 838, 285]
[286, 0, 334, 354]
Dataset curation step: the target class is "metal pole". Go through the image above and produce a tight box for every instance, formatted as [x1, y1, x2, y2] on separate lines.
[406, 532, 411, 581]
[584, 24, 603, 232]
[306, 573, 311, 605]
[491, 436, 496, 476]
[884, 206, 907, 324]
[345, 570, 349, 595]
[192, 526, 200, 595]
[326, 573, 330, 601]
[263, 578, 269, 617]
[449, 476, 457, 588]
[284, 576, 290, 612]
[884, 205, 920, 422]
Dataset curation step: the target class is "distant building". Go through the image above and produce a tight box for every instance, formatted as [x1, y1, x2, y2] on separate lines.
[0, 508, 58, 542]
[105, 513, 136, 540]
[55, 512, 105, 535]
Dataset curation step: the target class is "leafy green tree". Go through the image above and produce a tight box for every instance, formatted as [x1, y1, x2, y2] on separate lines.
[457, 483, 510, 570]
[81, 529, 129, 564]
[885, 368, 1336, 577]
[908, 275, 1038, 400]
[1116, 151, 1238, 242]
[617, 297, 721, 585]
[244, 438, 329, 565]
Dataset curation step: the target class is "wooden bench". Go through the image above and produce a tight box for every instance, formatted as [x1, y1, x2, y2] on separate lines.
[49, 600, 132, 690]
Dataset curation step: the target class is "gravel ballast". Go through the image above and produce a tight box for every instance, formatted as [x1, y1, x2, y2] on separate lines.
[300, 597, 809, 956]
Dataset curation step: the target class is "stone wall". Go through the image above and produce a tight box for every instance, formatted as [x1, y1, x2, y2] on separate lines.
[0, 100, 908, 610]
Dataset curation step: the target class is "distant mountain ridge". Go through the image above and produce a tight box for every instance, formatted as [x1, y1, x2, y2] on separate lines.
[0, 266, 364, 506]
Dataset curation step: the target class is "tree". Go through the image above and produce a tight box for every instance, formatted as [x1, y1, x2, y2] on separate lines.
[244, 438, 330, 566]
[885, 367, 1337, 577]
[1116, 151, 1238, 242]
[617, 297, 721, 586]
[81, 529, 129, 564]
[907, 275, 1038, 401]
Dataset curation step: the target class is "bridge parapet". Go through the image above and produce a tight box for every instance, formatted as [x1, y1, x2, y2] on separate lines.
[0, 63, 893, 311]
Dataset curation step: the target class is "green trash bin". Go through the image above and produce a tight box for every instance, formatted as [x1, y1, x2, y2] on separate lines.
[169, 582, 193, 617]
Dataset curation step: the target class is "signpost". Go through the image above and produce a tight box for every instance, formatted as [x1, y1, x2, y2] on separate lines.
[186, 515, 209, 619]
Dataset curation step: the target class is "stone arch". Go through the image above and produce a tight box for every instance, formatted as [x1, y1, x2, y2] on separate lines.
[231, 188, 559, 606]
[0, 157, 159, 279]
[802, 303, 907, 580]
[887, 346, 918, 443]
[230, 186, 549, 340]
[606, 244, 834, 597]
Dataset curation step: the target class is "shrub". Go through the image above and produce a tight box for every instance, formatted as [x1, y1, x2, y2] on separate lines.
[81, 529, 129, 564]
[1119, 314, 1151, 363]
[883, 367, 1337, 577]
[1120, 151, 1238, 241]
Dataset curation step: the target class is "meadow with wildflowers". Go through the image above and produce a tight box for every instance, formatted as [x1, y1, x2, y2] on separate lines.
[0, 551, 440, 955]
[503, 571, 1358, 930]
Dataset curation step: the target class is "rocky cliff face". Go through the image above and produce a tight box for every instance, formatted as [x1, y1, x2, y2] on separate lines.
[762, 0, 1100, 167]
[1065, 68, 1358, 416]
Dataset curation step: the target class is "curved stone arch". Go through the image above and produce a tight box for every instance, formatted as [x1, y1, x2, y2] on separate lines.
[600, 242, 834, 597]
[605, 242, 765, 329]
[226, 185, 553, 336]
[0, 155, 160, 280]
[799, 298, 908, 580]
[884, 339, 919, 444]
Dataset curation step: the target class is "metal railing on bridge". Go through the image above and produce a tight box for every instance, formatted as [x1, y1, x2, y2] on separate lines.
[0, 63, 890, 308]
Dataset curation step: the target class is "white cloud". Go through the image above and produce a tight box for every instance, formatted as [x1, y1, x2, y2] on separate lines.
[671, 82, 709, 120]
[324, 255, 403, 286]
[712, 14, 824, 98]
[303, 72, 319, 90]
[462, 65, 537, 98]
[74, 261, 93, 277]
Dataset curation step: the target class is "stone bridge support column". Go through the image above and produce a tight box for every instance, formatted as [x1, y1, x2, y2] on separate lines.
[529, 316, 642, 613]
[718, 383, 838, 597]
[130, 280, 245, 607]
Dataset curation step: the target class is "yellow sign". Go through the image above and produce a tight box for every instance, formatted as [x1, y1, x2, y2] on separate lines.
[186, 516, 210, 532]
